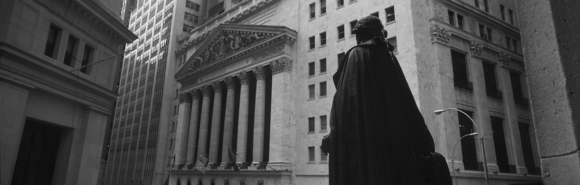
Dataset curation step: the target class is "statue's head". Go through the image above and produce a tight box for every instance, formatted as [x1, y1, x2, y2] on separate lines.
[353, 15, 386, 44]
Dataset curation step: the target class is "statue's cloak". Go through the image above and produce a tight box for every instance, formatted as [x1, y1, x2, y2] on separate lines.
[329, 37, 435, 184]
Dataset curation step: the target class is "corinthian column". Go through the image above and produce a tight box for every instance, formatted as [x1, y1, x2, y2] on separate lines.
[197, 86, 212, 165]
[220, 77, 237, 168]
[252, 66, 266, 166]
[268, 57, 293, 169]
[175, 92, 192, 167]
[186, 91, 201, 166]
[236, 72, 250, 167]
[209, 81, 223, 166]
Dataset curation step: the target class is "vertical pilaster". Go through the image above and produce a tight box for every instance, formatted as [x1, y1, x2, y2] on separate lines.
[236, 72, 250, 166]
[186, 91, 201, 166]
[197, 86, 212, 164]
[220, 77, 236, 168]
[209, 81, 223, 165]
[252, 66, 266, 166]
[268, 58, 292, 169]
[175, 93, 192, 167]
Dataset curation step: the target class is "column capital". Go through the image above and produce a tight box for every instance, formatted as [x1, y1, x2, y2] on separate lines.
[499, 52, 511, 67]
[237, 72, 249, 84]
[212, 81, 223, 93]
[253, 66, 265, 80]
[271, 57, 293, 74]
[470, 40, 483, 57]
[179, 93, 191, 103]
[224, 76, 235, 89]
[202, 86, 212, 96]
[189, 90, 200, 100]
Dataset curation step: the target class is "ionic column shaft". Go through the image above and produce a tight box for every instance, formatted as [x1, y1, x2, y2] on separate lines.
[209, 82, 223, 165]
[268, 58, 293, 168]
[186, 92, 201, 165]
[252, 67, 266, 165]
[175, 93, 192, 165]
[236, 72, 250, 165]
[197, 87, 212, 163]
[221, 77, 236, 166]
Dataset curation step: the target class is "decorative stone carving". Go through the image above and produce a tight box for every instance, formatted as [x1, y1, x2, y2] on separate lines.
[271, 57, 293, 74]
[186, 30, 275, 72]
[499, 52, 511, 67]
[237, 72, 249, 84]
[179, 93, 191, 103]
[202, 86, 212, 96]
[430, 25, 451, 43]
[253, 66, 266, 80]
[434, 3, 445, 21]
[224, 76, 235, 89]
[469, 19, 477, 34]
[253, 45, 284, 62]
[470, 40, 483, 57]
[212, 81, 223, 93]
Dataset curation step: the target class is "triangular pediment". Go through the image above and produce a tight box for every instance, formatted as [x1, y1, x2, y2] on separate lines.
[175, 24, 296, 81]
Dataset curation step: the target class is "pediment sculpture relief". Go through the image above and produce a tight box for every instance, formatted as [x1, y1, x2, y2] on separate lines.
[187, 30, 275, 72]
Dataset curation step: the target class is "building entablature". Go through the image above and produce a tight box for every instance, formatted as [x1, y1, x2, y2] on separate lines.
[175, 24, 297, 88]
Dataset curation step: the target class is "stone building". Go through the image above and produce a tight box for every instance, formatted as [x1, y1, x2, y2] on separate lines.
[0, 0, 136, 185]
[168, 0, 544, 184]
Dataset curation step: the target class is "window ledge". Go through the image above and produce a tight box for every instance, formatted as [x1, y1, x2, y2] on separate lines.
[308, 75, 315, 78]
[308, 131, 315, 134]
[320, 95, 328, 99]
[319, 72, 327, 75]
[307, 161, 316, 164]
[319, 161, 328, 164]
[319, 44, 327, 48]
[336, 5, 344, 10]
[337, 38, 345, 42]
[349, 0, 357, 4]
[308, 48, 315, 52]
[319, 130, 328, 133]
[320, 13, 326, 17]
[308, 98, 315, 101]
[385, 20, 397, 26]
[309, 17, 316, 22]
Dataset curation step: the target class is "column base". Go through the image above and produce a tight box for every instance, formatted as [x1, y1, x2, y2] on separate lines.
[217, 162, 229, 170]
[264, 161, 291, 171]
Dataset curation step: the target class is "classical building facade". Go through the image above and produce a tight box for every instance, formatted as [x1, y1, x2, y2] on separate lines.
[0, 0, 136, 185]
[168, 0, 544, 184]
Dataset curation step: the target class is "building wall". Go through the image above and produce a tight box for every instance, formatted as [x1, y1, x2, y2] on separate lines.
[0, 0, 135, 184]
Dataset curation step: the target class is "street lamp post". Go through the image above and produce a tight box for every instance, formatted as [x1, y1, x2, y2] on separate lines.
[435, 108, 490, 185]
[452, 132, 478, 185]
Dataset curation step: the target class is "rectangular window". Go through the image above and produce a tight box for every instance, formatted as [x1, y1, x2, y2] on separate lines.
[491, 116, 514, 173]
[479, 24, 486, 38]
[500, 5, 506, 21]
[483, 62, 501, 98]
[451, 50, 472, 90]
[308, 147, 315, 162]
[320, 32, 327, 46]
[505, 36, 512, 50]
[309, 3, 316, 19]
[64, 36, 78, 67]
[350, 20, 358, 35]
[371, 12, 379, 18]
[309, 62, 315, 76]
[320, 58, 327, 73]
[337, 25, 345, 39]
[320, 115, 328, 131]
[338, 52, 345, 65]
[512, 39, 518, 52]
[509, 9, 515, 25]
[483, 0, 489, 12]
[309, 36, 315, 50]
[387, 37, 397, 53]
[80, 45, 94, 74]
[457, 14, 464, 29]
[385, 6, 395, 22]
[45, 24, 61, 58]
[309, 84, 315, 99]
[320, 146, 328, 161]
[173, 105, 177, 115]
[320, 81, 327, 97]
[519, 122, 540, 175]
[510, 71, 527, 106]
[486, 27, 493, 41]
[308, 117, 315, 132]
[458, 110, 481, 171]
[448, 10, 455, 26]
[320, 0, 326, 14]
[337, 0, 344, 7]
[474, 0, 479, 8]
